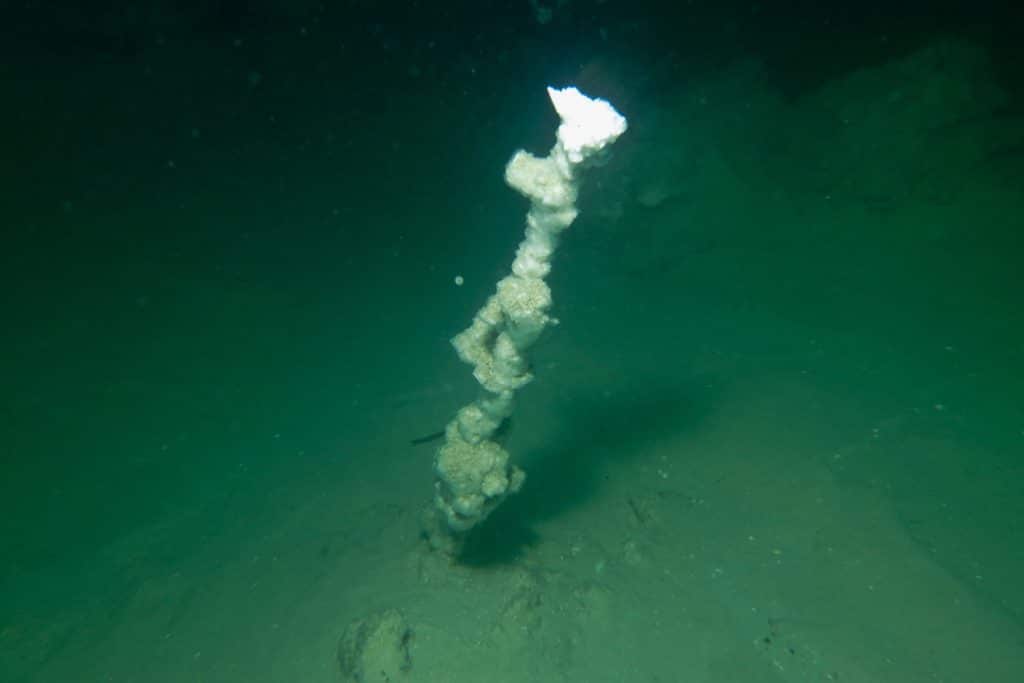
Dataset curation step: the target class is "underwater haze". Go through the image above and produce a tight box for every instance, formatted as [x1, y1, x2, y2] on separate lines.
[2, 1, 1023, 681]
